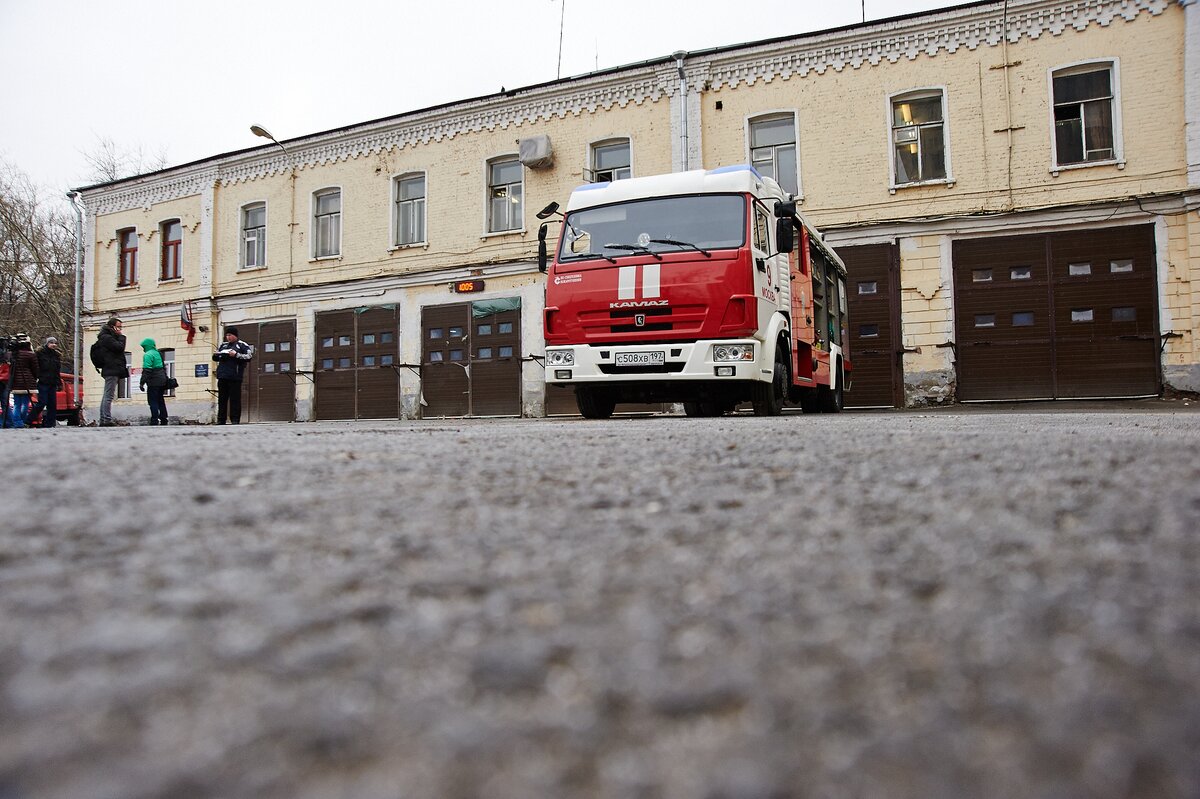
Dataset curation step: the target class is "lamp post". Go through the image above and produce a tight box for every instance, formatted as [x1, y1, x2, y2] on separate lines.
[250, 124, 295, 286]
[66, 191, 84, 417]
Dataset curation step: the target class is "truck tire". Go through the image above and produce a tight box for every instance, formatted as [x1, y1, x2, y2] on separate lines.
[576, 387, 615, 419]
[819, 366, 844, 413]
[751, 341, 787, 417]
[798, 388, 821, 414]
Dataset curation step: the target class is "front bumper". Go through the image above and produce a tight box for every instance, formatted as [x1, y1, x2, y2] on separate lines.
[545, 341, 769, 384]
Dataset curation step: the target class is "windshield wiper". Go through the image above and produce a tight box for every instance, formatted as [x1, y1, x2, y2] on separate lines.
[603, 243, 663, 261]
[573, 252, 617, 264]
[650, 238, 711, 257]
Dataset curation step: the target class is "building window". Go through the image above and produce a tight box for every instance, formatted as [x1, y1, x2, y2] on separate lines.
[160, 220, 181, 281]
[393, 173, 426, 246]
[748, 114, 798, 196]
[487, 157, 523, 233]
[242, 202, 266, 268]
[119, 352, 133, 398]
[313, 189, 341, 258]
[891, 91, 947, 185]
[589, 139, 631, 182]
[162, 348, 176, 397]
[1052, 62, 1117, 167]
[117, 228, 137, 286]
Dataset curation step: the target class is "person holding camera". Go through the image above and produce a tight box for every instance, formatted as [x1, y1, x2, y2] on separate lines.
[7, 334, 39, 429]
[95, 318, 127, 427]
[29, 336, 63, 428]
[138, 337, 169, 426]
[212, 326, 253, 424]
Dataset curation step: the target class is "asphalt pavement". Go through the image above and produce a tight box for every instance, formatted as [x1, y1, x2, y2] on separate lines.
[1, 407, 1197, 799]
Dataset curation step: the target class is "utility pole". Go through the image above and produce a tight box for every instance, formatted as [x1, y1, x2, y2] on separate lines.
[557, 0, 566, 79]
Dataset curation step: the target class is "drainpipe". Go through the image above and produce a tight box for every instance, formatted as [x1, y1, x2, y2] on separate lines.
[673, 50, 689, 171]
[66, 191, 84, 415]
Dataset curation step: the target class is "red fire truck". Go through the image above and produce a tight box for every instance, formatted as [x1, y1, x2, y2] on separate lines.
[539, 164, 850, 418]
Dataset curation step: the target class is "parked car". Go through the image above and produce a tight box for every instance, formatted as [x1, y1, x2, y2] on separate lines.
[27, 372, 84, 426]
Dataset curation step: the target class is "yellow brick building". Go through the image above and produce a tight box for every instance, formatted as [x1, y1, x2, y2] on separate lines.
[77, 0, 1200, 421]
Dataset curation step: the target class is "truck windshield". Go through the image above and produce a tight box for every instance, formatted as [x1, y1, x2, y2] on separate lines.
[557, 194, 746, 263]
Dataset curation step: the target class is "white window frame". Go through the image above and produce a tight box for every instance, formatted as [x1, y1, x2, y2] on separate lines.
[745, 111, 802, 199]
[116, 227, 138, 288]
[484, 156, 523, 236]
[886, 86, 954, 192]
[390, 171, 427, 249]
[311, 187, 343, 260]
[161, 348, 176, 397]
[240, 201, 268, 270]
[586, 137, 633, 183]
[1047, 58, 1124, 175]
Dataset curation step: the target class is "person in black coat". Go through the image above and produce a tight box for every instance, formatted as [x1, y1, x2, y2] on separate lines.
[29, 336, 63, 428]
[212, 326, 253, 424]
[7, 334, 39, 429]
[96, 318, 127, 426]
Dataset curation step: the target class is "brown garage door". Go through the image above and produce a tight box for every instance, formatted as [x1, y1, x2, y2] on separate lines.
[421, 300, 521, 417]
[231, 320, 297, 422]
[952, 225, 1158, 400]
[314, 306, 400, 420]
[841, 243, 902, 408]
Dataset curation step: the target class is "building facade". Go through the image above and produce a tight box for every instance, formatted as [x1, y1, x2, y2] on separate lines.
[78, 0, 1200, 422]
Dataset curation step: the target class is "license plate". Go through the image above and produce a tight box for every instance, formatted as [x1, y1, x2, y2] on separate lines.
[615, 351, 665, 366]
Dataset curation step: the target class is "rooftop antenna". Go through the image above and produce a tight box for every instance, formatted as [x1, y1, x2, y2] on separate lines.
[557, 0, 566, 79]
[862, 0, 866, 22]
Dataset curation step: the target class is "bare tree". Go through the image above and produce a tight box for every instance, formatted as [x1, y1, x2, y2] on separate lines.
[0, 159, 77, 366]
[81, 135, 169, 184]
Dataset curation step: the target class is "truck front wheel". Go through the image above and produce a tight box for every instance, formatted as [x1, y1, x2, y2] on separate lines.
[819, 368, 844, 413]
[751, 342, 788, 417]
[576, 387, 616, 419]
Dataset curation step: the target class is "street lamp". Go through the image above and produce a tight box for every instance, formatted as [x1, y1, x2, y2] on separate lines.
[66, 190, 84, 419]
[249, 123, 295, 285]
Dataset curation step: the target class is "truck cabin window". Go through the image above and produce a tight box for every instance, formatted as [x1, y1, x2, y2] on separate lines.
[558, 195, 746, 263]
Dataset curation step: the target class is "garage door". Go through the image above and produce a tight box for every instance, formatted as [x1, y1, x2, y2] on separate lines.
[421, 299, 521, 417]
[841, 243, 902, 408]
[231, 320, 297, 422]
[314, 306, 400, 420]
[952, 225, 1159, 400]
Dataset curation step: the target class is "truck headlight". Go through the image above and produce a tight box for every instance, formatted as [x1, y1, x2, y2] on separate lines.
[713, 344, 754, 362]
[546, 350, 575, 366]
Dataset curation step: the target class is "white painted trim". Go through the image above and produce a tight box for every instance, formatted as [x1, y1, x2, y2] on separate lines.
[483, 154, 524, 236]
[237, 200, 268, 270]
[744, 110, 803, 199]
[388, 170, 428, 248]
[885, 86, 954, 192]
[310, 186, 344, 260]
[1046, 57, 1125, 173]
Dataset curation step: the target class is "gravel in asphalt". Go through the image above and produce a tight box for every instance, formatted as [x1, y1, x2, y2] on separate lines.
[0, 408, 1197, 799]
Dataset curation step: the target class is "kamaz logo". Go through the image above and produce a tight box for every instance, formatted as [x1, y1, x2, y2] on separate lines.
[610, 300, 669, 309]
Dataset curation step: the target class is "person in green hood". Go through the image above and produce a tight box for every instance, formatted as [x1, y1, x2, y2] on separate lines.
[138, 337, 169, 426]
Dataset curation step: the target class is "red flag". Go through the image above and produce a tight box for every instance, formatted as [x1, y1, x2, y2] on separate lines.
[180, 301, 196, 344]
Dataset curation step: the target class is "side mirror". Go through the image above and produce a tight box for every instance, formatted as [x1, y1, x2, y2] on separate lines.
[537, 202, 560, 220]
[774, 200, 796, 218]
[775, 217, 794, 254]
[538, 224, 549, 273]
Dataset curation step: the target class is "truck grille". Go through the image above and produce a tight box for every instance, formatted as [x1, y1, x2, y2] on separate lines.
[581, 305, 706, 338]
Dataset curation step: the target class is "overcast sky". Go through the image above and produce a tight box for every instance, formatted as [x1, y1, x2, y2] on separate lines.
[1, 0, 954, 200]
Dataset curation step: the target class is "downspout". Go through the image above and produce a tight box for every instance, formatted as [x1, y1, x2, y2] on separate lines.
[66, 191, 84, 415]
[673, 50, 689, 171]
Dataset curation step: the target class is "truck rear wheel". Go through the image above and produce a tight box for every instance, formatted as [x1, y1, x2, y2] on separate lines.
[576, 387, 615, 419]
[819, 367, 844, 413]
[798, 388, 821, 414]
[683, 401, 723, 417]
[751, 342, 788, 417]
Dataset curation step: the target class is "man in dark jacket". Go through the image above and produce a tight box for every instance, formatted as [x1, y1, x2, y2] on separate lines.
[29, 336, 63, 428]
[96, 318, 127, 426]
[212, 326, 253, 424]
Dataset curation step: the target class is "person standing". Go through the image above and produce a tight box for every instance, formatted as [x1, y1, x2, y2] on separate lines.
[0, 346, 11, 428]
[29, 336, 63, 428]
[138, 338, 170, 426]
[95, 318, 127, 427]
[212, 326, 253, 424]
[7, 334, 39, 429]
